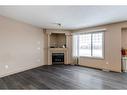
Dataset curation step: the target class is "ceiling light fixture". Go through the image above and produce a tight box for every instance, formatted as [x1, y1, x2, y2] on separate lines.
[52, 23, 62, 28]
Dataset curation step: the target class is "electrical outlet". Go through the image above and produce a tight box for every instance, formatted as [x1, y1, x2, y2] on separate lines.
[37, 59, 40, 62]
[37, 41, 40, 45]
[37, 47, 40, 50]
[5, 65, 8, 69]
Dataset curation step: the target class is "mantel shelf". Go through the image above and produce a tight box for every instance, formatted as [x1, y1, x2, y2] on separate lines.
[48, 48, 68, 51]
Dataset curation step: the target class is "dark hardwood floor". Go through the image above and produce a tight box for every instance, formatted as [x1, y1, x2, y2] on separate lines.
[0, 65, 127, 89]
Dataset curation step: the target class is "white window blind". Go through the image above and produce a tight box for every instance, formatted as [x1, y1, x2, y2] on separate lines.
[73, 31, 104, 58]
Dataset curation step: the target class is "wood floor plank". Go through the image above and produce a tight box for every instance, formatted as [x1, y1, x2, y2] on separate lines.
[0, 65, 127, 89]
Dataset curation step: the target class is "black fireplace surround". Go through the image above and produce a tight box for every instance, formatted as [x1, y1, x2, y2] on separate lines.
[52, 53, 64, 65]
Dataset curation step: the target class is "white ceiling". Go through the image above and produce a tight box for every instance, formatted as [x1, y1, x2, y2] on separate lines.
[0, 6, 127, 30]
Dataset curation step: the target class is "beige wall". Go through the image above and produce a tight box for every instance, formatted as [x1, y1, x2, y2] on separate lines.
[0, 16, 46, 78]
[43, 29, 48, 64]
[122, 28, 127, 49]
[73, 22, 127, 72]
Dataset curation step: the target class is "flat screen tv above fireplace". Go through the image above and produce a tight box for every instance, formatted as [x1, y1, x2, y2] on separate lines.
[52, 53, 64, 65]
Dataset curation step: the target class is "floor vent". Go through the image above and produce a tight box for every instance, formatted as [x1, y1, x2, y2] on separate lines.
[102, 69, 110, 72]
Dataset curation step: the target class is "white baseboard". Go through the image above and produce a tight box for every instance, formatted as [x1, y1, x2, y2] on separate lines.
[0, 64, 44, 78]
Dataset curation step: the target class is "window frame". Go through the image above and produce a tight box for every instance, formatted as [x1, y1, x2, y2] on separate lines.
[79, 31, 105, 59]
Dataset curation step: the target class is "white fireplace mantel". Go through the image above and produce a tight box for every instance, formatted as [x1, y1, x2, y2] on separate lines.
[46, 29, 72, 65]
[48, 48, 68, 65]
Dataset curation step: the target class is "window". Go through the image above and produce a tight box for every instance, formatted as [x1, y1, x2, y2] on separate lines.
[92, 32, 103, 58]
[73, 31, 104, 58]
[79, 34, 91, 57]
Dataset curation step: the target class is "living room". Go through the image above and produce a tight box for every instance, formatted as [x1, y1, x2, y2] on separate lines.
[0, 1, 127, 95]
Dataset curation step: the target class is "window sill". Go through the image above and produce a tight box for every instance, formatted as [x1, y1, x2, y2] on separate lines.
[79, 56, 104, 60]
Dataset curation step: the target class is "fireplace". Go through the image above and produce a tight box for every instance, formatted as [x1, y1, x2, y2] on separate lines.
[52, 53, 64, 65]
